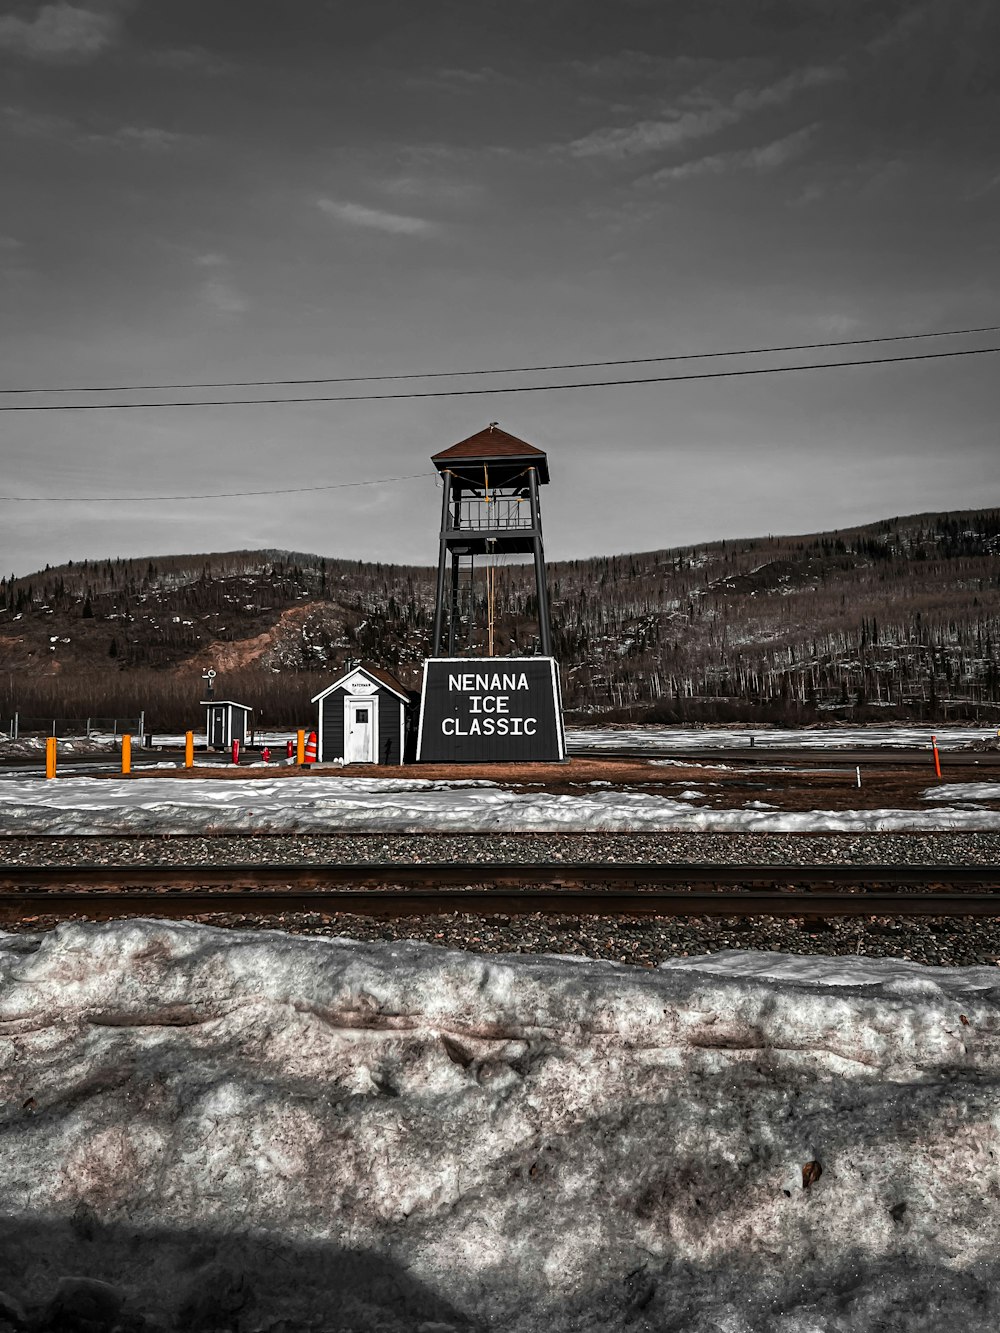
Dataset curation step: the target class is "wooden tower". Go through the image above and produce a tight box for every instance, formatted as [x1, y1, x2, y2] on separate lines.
[430, 423, 552, 657]
[418, 424, 565, 763]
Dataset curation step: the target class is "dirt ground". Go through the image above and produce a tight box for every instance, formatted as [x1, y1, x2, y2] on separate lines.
[116, 755, 1000, 814]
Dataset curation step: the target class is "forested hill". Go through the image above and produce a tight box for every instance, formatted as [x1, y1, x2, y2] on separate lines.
[1, 509, 998, 726]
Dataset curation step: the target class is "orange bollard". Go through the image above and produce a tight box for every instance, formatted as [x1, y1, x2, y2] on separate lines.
[121, 734, 132, 775]
[45, 736, 57, 779]
[296, 729, 305, 765]
[931, 734, 942, 779]
[185, 731, 194, 768]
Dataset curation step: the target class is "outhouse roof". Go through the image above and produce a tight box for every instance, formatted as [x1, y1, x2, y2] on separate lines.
[199, 700, 254, 711]
[311, 664, 410, 704]
[431, 424, 549, 484]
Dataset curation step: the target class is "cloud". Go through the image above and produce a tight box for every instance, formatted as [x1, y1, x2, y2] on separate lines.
[570, 50, 716, 82]
[569, 64, 844, 159]
[317, 198, 438, 237]
[2, 103, 191, 151]
[201, 276, 247, 315]
[1, 103, 76, 137]
[0, 2, 117, 61]
[109, 124, 189, 150]
[150, 45, 232, 76]
[647, 124, 818, 183]
[866, 2, 936, 54]
[193, 253, 246, 315]
[430, 66, 501, 85]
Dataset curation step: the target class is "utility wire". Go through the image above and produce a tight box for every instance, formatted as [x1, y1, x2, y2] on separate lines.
[2, 344, 998, 412]
[3, 324, 999, 397]
[0, 472, 435, 504]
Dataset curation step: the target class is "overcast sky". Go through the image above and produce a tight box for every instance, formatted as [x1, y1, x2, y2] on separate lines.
[2, 0, 998, 578]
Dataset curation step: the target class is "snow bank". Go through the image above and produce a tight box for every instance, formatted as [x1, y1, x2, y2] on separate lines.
[3, 923, 1000, 1331]
[922, 782, 1000, 803]
[2, 774, 1000, 833]
[570, 724, 1000, 750]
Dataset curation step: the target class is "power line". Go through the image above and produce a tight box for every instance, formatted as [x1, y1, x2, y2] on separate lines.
[3, 323, 998, 396]
[2, 345, 998, 413]
[0, 471, 435, 504]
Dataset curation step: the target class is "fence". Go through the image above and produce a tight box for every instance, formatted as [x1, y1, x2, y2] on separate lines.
[2, 714, 145, 739]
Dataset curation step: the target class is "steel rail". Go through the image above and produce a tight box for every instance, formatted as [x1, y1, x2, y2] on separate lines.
[0, 858, 997, 890]
[2, 889, 1000, 919]
[0, 863, 997, 889]
[0, 862, 998, 921]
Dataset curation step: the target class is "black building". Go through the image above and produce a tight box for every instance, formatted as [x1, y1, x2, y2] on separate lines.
[312, 665, 413, 765]
[201, 700, 253, 749]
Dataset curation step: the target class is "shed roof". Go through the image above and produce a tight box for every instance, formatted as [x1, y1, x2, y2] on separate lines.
[311, 663, 411, 704]
[200, 700, 253, 711]
[432, 424, 549, 484]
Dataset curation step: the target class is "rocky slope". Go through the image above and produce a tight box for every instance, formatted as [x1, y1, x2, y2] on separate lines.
[1, 508, 998, 726]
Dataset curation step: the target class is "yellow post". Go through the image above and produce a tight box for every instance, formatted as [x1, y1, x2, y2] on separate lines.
[184, 731, 194, 768]
[296, 729, 305, 765]
[121, 733, 132, 776]
[45, 736, 57, 780]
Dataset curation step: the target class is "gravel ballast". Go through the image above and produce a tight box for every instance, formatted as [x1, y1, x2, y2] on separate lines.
[3, 832, 998, 968]
[2, 830, 1000, 866]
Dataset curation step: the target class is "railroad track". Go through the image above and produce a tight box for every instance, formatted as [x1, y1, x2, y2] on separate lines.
[1, 863, 999, 920]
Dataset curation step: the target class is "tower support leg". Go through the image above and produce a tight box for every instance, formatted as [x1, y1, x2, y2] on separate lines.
[449, 552, 461, 655]
[529, 467, 553, 657]
[432, 472, 452, 655]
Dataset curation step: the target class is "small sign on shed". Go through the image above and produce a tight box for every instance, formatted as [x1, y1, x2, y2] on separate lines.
[311, 666, 413, 765]
[201, 700, 253, 749]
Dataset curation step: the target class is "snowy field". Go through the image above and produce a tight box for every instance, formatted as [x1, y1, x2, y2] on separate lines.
[4, 920, 1000, 1331]
[1, 774, 999, 834]
[569, 723, 1000, 750]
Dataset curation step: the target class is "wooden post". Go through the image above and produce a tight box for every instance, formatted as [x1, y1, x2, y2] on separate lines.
[296, 729, 305, 765]
[45, 736, 57, 780]
[432, 471, 452, 655]
[184, 731, 194, 768]
[528, 467, 552, 657]
[121, 734, 131, 775]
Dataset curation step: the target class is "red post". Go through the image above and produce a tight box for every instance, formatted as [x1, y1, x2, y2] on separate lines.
[286, 738, 294, 759]
[232, 739, 240, 766]
[931, 734, 941, 779]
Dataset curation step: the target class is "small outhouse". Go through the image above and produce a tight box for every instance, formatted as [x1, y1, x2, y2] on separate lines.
[202, 700, 253, 749]
[311, 665, 413, 765]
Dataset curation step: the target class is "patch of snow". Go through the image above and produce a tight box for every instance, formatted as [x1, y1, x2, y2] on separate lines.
[570, 725, 1000, 751]
[922, 783, 1000, 803]
[2, 923, 1000, 1330]
[1, 776, 999, 834]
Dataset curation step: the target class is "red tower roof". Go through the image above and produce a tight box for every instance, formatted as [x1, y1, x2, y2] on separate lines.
[431, 424, 549, 484]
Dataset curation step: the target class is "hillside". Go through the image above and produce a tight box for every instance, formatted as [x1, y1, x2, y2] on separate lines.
[1, 510, 998, 729]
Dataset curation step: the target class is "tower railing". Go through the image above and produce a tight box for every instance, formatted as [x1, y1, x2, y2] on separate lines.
[456, 496, 531, 531]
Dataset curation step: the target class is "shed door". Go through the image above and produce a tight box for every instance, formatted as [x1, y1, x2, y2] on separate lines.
[344, 698, 376, 763]
[211, 708, 226, 746]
